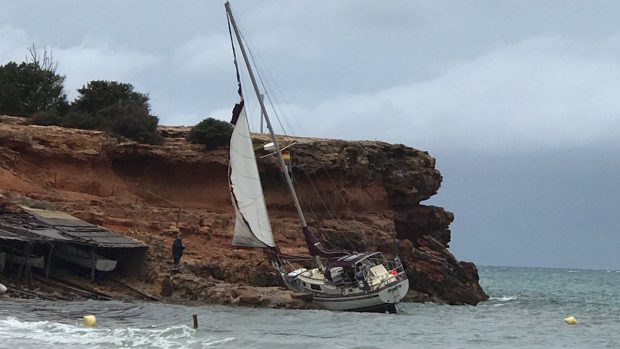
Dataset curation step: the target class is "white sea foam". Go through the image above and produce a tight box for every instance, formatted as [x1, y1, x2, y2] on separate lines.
[490, 296, 518, 302]
[0, 317, 235, 348]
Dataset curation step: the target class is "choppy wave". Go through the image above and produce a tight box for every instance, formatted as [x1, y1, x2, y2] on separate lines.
[0, 317, 235, 348]
[489, 296, 518, 302]
[2, 266, 620, 348]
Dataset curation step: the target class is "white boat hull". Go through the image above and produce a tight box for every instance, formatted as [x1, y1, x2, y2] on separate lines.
[293, 263, 410, 313]
[55, 245, 117, 272]
[314, 279, 409, 312]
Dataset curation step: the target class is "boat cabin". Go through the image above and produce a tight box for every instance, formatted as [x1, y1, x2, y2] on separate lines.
[324, 252, 395, 287]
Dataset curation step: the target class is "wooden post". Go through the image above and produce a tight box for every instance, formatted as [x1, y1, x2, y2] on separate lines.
[90, 247, 96, 282]
[45, 244, 55, 280]
[192, 314, 198, 329]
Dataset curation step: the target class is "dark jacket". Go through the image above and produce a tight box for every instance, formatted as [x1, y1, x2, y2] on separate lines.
[172, 238, 185, 258]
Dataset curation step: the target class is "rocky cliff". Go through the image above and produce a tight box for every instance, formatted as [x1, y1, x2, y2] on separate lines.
[0, 114, 487, 306]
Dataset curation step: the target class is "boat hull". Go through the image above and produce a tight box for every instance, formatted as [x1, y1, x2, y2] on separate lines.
[313, 279, 409, 312]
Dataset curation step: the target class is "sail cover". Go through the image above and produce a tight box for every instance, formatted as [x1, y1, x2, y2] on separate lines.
[229, 104, 274, 248]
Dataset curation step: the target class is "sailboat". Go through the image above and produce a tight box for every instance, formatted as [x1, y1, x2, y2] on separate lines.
[224, 2, 409, 313]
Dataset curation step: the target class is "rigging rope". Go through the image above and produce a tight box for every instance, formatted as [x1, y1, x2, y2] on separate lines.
[245, 42, 306, 136]
[226, 13, 243, 100]
[230, 17, 363, 256]
[290, 167, 357, 251]
[239, 31, 288, 135]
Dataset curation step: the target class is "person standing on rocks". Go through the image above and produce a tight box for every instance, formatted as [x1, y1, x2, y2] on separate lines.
[171, 228, 185, 270]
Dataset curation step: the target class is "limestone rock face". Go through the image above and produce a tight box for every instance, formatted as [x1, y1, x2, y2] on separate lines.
[0, 115, 487, 305]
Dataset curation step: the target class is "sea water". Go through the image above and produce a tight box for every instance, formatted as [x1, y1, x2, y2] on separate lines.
[1, 266, 619, 348]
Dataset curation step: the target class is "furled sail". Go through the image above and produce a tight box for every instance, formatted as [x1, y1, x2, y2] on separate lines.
[229, 102, 274, 248]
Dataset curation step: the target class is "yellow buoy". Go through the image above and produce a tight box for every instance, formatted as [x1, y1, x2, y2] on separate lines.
[564, 316, 577, 325]
[83, 315, 97, 327]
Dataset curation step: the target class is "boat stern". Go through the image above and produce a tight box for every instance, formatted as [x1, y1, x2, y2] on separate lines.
[378, 278, 409, 305]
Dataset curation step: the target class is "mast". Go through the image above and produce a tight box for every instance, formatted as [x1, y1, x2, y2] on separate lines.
[259, 93, 264, 133]
[225, 2, 309, 229]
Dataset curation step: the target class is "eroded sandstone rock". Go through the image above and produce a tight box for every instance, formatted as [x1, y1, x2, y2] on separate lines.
[0, 115, 488, 306]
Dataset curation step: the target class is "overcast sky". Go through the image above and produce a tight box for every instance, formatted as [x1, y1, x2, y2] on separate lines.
[2, 0, 618, 269]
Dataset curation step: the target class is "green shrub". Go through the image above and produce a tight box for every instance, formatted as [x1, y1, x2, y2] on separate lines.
[71, 80, 150, 114]
[2, 48, 163, 145]
[94, 101, 163, 145]
[0, 46, 68, 116]
[188, 118, 233, 150]
[0, 62, 22, 115]
[30, 111, 63, 126]
[17, 62, 68, 115]
[67, 80, 163, 145]
[55, 110, 97, 129]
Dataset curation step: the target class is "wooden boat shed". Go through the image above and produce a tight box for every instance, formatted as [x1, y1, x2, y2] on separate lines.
[0, 206, 147, 282]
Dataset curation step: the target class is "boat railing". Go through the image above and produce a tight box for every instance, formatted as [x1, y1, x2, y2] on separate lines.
[271, 259, 305, 292]
[365, 256, 405, 274]
[385, 257, 406, 275]
[359, 257, 407, 292]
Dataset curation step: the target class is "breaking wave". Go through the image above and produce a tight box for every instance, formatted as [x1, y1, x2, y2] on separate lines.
[0, 316, 235, 348]
[490, 296, 518, 302]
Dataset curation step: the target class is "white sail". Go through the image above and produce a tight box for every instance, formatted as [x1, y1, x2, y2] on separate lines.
[229, 106, 274, 247]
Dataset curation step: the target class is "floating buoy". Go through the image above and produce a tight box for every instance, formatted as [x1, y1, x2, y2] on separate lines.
[564, 316, 577, 325]
[83, 315, 97, 327]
